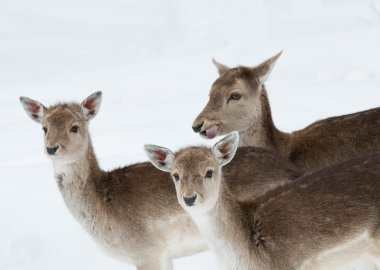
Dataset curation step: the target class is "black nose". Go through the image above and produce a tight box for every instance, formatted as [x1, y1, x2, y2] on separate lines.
[46, 146, 59, 155]
[192, 122, 203, 133]
[183, 195, 197, 206]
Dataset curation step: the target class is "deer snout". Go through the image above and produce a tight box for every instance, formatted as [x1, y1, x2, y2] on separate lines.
[183, 194, 197, 206]
[192, 122, 204, 133]
[46, 145, 59, 155]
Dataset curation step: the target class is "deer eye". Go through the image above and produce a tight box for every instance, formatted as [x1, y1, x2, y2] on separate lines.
[42, 127, 47, 134]
[230, 93, 241, 101]
[70, 125, 79, 133]
[205, 170, 213, 178]
[172, 173, 180, 181]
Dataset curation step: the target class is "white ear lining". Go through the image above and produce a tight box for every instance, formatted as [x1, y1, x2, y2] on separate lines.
[144, 144, 174, 172]
[81, 91, 102, 120]
[19, 96, 46, 124]
[212, 131, 239, 167]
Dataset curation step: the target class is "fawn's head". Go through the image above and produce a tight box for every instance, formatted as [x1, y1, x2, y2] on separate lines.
[192, 52, 281, 140]
[20, 92, 102, 162]
[145, 132, 239, 214]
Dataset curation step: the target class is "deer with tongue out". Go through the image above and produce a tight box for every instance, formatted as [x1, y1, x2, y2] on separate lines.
[192, 52, 380, 171]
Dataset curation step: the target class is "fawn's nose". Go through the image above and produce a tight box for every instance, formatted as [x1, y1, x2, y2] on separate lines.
[183, 195, 197, 206]
[46, 145, 59, 155]
[192, 122, 203, 133]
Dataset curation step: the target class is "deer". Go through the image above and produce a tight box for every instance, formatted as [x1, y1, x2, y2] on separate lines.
[145, 132, 380, 270]
[192, 52, 380, 171]
[19, 92, 303, 270]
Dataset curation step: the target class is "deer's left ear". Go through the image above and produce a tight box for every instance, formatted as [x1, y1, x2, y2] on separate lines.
[212, 131, 239, 167]
[212, 58, 230, 76]
[253, 51, 282, 84]
[81, 91, 102, 120]
[144, 144, 174, 172]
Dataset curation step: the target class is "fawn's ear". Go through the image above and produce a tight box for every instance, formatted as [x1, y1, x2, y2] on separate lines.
[212, 58, 230, 76]
[19, 96, 47, 124]
[253, 51, 282, 84]
[81, 91, 102, 120]
[144, 144, 174, 172]
[212, 131, 239, 167]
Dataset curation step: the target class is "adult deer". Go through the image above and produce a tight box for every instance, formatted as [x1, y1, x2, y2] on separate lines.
[192, 53, 380, 171]
[20, 92, 302, 269]
[146, 132, 380, 270]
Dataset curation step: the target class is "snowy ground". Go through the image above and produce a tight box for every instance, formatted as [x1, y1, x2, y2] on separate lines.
[1, 0, 380, 269]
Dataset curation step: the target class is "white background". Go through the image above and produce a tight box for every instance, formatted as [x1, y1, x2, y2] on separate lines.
[1, 0, 380, 269]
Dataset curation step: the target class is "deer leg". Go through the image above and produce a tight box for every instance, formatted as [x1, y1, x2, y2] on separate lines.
[136, 256, 173, 270]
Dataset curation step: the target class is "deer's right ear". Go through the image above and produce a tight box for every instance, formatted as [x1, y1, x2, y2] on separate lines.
[253, 51, 282, 84]
[81, 91, 102, 120]
[212, 131, 239, 167]
[19, 97, 47, 124]
[144, 145, 174, 172]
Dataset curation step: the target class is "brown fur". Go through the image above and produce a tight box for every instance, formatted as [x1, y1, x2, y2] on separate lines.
[20, 94, 303, 270]
[193, 54, 380, 171]
[165, 139, 380, 270]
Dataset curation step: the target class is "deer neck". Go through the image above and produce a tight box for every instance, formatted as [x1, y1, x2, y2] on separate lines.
[190, 179, 256, 270]
[51, 139, 103, 227]
[239, 86, 290, 155]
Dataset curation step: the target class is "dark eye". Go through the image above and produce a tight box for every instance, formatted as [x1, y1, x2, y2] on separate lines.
[173, 173, 180, 181]
[42, 127, 47, 134]
[70, 125, 79, 133]
[205, 170, 213, 178]
[230, 93, 241, 101]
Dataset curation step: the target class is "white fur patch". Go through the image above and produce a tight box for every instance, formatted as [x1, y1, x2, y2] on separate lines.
[53, 160, 75, 185]
[191, 213, 249, 270]
[299, 231, 378, 270]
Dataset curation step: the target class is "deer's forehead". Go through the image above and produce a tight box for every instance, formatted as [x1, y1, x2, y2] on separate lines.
[174, 149, 216, 172]
[211, 77, 251, 97]
[44, 105, 84, 126]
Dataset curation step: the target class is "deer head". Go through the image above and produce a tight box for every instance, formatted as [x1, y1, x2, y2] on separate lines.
[145, 132, 239, 214]
[192, 52, 282, 140]
[19, 92, 102, 163]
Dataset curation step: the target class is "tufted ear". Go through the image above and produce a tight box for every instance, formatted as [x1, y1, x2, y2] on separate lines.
[81, 91, 102, 120]
[144, 144, 174, 172]
[212, 58, 230, 76]
[19, 96, 47, 124]
[212, 131, 239, 167]
[253, 51, 282, 84]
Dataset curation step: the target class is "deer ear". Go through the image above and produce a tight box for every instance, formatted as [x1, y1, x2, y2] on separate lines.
[81, 91, 102, 120]
[212, 131, 239, 167]
[19, 96, 47, 124]
[144, 144, 174, 172]
[212, 58, 230, 76]
[253, 51, 282, 84]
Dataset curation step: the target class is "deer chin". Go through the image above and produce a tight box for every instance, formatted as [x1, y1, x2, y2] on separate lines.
[200, 125, 220, 139]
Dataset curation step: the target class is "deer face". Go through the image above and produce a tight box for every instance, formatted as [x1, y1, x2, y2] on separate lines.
[145, 132, 239, 214]
[171, 148, 220, 214]
[192, 52, 282, 139]
[20, 92, 102, 162]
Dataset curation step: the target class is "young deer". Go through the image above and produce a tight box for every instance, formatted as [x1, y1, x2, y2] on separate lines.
[192, 52, 380, 171]
[146, 132, 380, 270]
[20, 92, 303, 270]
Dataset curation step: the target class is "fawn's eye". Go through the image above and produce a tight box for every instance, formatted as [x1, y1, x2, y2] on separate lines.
[230, 92, 241, 101]
[42, 127, 47, 134]
[205, 170, 213, 178]
[173, 173, 180, 181]
[70, 125, 79, 133]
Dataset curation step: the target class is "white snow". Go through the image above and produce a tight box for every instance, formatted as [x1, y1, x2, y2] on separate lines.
[1, 0, 380, 269]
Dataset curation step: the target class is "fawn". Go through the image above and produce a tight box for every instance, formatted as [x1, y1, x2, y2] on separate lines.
[20, 92, 302, 269]
[192, 52, 380, 171]
[146, 132, 380, 270]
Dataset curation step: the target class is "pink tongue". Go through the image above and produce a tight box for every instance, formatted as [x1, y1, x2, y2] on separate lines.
[206, 125, 218, 139]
